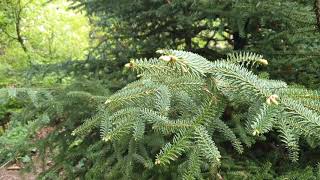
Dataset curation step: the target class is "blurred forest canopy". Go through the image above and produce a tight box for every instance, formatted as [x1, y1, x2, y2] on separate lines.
[1, 0, 319, 88]
[0, 0, 320, 179]
[0, 0, 90, 86]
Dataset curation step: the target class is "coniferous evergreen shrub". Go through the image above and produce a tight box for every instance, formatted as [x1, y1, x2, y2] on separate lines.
[1, 0, 320, 179]
[1, 49, 319, 179]
[48, 49, 318, 179]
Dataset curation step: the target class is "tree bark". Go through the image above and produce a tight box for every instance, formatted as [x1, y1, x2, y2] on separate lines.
[233, 31, 246, 50]
[185, 37, 192, 51]
[15, 19, 28, 53]
[15, 0, 29, 53]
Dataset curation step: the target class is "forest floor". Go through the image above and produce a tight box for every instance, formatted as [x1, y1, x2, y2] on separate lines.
[0, 127, 55, 180]
[0, 164, 38, 180]
[0, 153, 52, 180]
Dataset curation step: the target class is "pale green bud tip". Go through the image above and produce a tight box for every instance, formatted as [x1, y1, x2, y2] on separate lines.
[124, 60, 134, 68]
[252, 129, 260, 136]
[156, 49, 165, 54]
[258, 58, 268, 65]
[124, 63, 131, 68]
[159, 55, 177, 62]
[266, 94, 279, 105]
[159, 55, 172, 62]
[103, 136, 111, 141]
[155, 159, 161, 165]
[105, 99, 111, 104]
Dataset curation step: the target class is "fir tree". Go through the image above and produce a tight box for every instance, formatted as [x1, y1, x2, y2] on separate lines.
[68, 50, 319, 179]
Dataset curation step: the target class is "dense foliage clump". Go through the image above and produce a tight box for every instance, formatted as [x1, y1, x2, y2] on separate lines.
[73, 0, 320, 88]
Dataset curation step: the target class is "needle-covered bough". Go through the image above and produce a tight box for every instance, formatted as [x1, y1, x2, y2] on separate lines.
[73, 50, 320, 179]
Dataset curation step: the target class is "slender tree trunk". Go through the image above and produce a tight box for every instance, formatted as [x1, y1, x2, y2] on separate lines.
[15, 19, 28, 53]
[15, 0, 28, 53]
[185, 37, 192, 51]
[233, 31, 246, 50]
